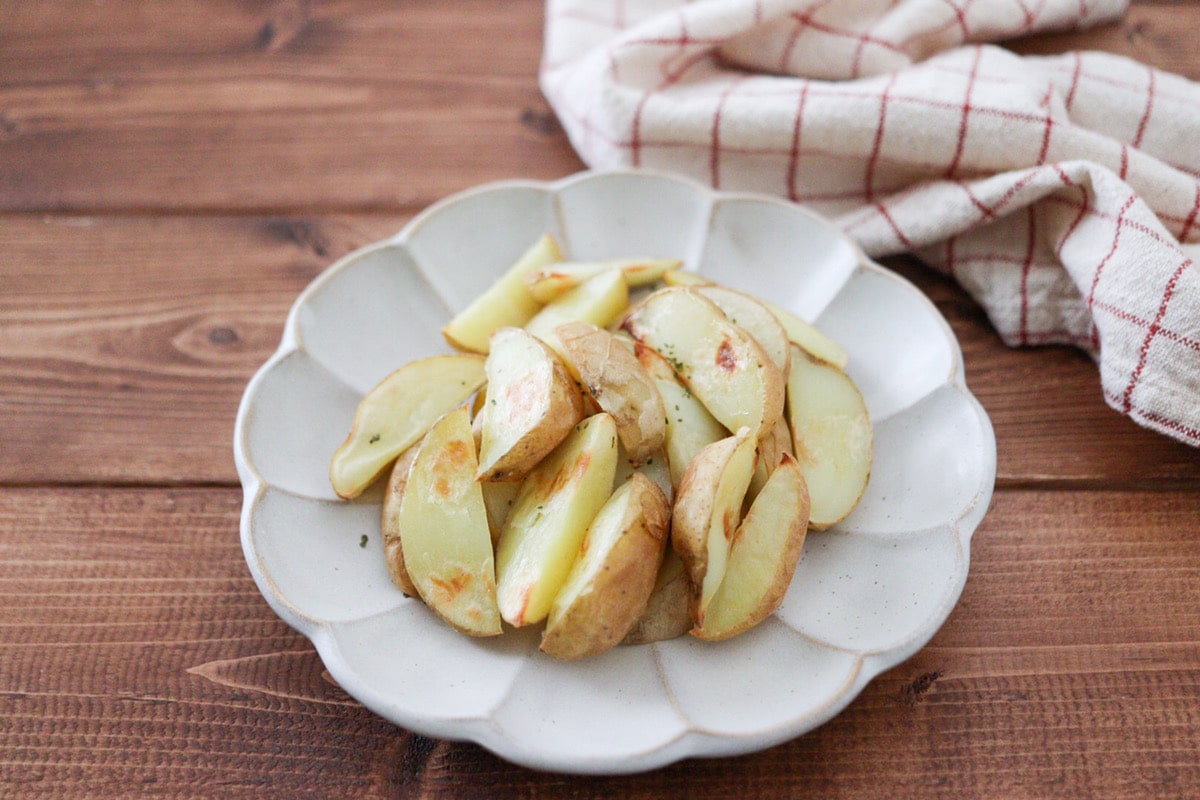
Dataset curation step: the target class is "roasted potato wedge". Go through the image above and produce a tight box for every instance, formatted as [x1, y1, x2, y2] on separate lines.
[661, 269, 711, 287]
[526, 257, 681, 303]
[524, 269, 629, 349]
[786, 346, 872, 529]
[622, 287, 785, 442]
[656, 378, 728, 492]
[480, 479, 520, 544]
[663, 267, 847, 368]
[380, 444, 421, 596]
[622, 549, 693, 645]
[541, 473, 670, 659]
[393, 407, 502, 637]
[494, 413, 620, 627]
[612, 444, 673, 504]
[442, 233, 562, 354]
[477, 327, 585, 482]
[749, 413, 794, 500]
[763, 299, 848, 369]
[554, 321, 666, 465]
[329, 354, 486, 498]
[693, 454, 809, 641]
[670, 427, 757, 623]
[695, 285, 791, 377]
[632, 340, 679, 383]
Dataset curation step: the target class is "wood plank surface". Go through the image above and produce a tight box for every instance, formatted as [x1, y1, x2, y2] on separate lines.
[3, 0, 1199, 795]
[0, 0, 581, 213]
[2, 487, 1196, 798]
[0, 3, 1193, 213]
[2, 216, 1197, 487]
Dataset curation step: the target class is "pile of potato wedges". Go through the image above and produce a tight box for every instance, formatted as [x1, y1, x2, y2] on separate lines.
[329, 234, 872, 659]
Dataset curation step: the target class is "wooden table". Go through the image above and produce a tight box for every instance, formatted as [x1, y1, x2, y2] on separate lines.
[3, 2, 1198, 797]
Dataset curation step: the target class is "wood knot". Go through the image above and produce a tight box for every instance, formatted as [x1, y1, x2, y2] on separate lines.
[519, 107, 562, 137]
[208, 327, 239, 345]
[899, 670, 942, 706]
[256, 0, 313, 52]
[264, 217, 330, 257]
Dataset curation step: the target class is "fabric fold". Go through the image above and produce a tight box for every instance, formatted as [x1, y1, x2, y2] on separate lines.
[541, 0, 1200, 446]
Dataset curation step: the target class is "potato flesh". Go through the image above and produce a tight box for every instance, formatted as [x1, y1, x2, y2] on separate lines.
[526, 258, 681, 303]
[749, 414, 794, 500]
[396, 407, 502, 637]
[442, 234, 562, 354]
[494, 413, 619, 627]
[477, 327, 584, 482]
[671, 428, 757, 622]
[554, 321, 666, 466]
[612, 444, 673, 504]
[661, 269, 711, 287]
[693, 454, 809, 641]
[662, 268, 848, 369]
[329, 354, 486, 498]
[524, 269, 629, 349]
[786, 346, 872, 529]
[763, 299, 849, 369]
[541, 473, 670, 659]
[622, 288, 784, 442]
[656, 379, 728, 492]
[695, 286, 791, 377]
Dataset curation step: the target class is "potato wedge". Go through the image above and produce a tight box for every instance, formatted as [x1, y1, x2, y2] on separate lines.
[526, 258, 681, 303]
[554, 321, 666, 465]
[621, 287, 785, 442]
[480, 479, 520, 544]
[663, 267, 847, 368]
[749, 413, 794, 500]
[656, 378, 728, 491]
[494, 413, 620, 627]
[763, 299, 849, 369]
[612, 443, 673, 504]
[329, 354, 486, 498]
[671, 427, 757, 623]
[380, 444, 421, 596]
[540, 473, 670, 659]
[661, 269, 711, 287]
[633, 340, 679, 383]
[695, 285, 791, 377]
[693, 453, 810, 641]
[622, 549, 693, 645]
[442, 233, 562, 354]
[394, 407, 502, 637]
[477, 327, 584, 482]
[786, 346, 872, 529]
[524, 269, 629, 349]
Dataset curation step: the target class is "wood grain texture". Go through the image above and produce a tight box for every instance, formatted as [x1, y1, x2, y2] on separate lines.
[1, 487, 1196, 798]
[0, 3, 1192, 213]
[3, 0, 1199, 795]
[0, 0, 583, 213]
[2, 217, 1197, 487]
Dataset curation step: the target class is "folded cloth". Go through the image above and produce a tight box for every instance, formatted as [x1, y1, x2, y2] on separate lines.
[541, 0, 1200, 446]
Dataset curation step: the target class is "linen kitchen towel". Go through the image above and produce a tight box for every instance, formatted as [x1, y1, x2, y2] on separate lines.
[541, 0, 1200, 446]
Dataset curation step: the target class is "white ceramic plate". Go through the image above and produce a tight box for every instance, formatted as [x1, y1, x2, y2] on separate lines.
[234, 169, 996, 774]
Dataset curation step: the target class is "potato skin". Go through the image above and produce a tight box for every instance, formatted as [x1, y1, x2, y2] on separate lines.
[554, 321, 667, 466]
[669, 428, 755, 621]
[693, 454, 809, 641]
[540, 473, 670, 660]
[477, 327, 585, 482]
[622, 549, 693, 645]
[380, 445, 421, 597]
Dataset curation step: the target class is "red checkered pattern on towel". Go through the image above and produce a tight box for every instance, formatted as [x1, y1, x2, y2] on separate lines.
[541, 0, 1200, 446]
